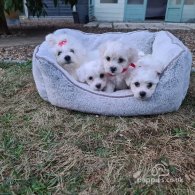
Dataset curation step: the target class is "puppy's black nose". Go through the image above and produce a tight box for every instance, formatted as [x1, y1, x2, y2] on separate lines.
[110, 67, 117, 73]
[96, 84, 101, 89]
[64, 55, 71, 62]
[140, 91, 146, 98]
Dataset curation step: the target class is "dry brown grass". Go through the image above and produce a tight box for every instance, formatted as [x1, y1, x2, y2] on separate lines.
[0, 61, 195, 194]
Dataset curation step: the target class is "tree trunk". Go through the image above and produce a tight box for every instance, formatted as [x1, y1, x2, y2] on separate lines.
[0, 0, 11, 35]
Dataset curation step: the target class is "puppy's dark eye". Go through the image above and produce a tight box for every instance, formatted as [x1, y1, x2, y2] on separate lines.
[88, 76, 93, 81]
[70, 49, 74, 53]
[147, 82, 153, 88]
[57, 51, 62, 56]
[106, 56, 110, 61]
[100, 73, 104, 78]
[118, 57, 124, 63]
[134, 82, 140, 87]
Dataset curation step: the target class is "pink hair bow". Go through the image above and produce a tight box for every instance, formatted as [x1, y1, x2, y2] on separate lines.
[58, 40, 67, 46]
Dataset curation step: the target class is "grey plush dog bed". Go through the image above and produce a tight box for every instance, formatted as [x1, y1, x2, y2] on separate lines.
[32, 29, 192, 116]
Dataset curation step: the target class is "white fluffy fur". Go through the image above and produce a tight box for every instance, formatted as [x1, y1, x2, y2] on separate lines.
[100, 41, 139, 90]
[76, 60, 115, 92]
[45, 33, 87, 79]
[126, 55, 164, 100]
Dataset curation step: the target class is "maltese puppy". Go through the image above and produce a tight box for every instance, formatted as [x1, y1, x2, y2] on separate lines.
[76, 60, 115, 92]
[125, 55, 163, 100]
[100, 41, 139, 90]
[45, 33, 87, 79]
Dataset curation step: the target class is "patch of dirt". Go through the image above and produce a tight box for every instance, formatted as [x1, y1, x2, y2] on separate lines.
[0, 46, 36, 62]
[190, 73, 195, 97]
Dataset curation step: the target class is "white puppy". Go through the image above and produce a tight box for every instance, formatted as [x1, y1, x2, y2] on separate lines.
[100, 41, 139, 90]
[126, 55, 163, 100]
[76, 60, 115, 92]
[45, 33, 87, 79]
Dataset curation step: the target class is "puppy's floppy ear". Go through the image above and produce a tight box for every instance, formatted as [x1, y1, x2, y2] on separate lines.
[76, 66, 86, 83]
[45, 34, 57, 47]
[155, 63, 164, 77]
[138, 50, 145, 58]
[128, 48, 139, 63]
[99, 42, 108, 57]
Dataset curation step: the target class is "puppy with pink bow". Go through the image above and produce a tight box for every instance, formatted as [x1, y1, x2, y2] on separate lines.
[46, 33, 87, 80]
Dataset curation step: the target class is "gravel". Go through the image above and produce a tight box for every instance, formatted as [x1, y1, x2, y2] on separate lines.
[0, 45, 36, 62]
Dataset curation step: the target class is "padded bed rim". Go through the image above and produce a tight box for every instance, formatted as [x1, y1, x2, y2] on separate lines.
[34, 31, 185, 98]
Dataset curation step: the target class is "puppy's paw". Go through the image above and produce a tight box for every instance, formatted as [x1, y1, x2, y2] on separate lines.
[76, 66, 86, 83]
[104, 82, 115, 93]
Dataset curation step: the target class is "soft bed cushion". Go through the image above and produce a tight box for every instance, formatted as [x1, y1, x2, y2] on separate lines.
[32, 29, 192, 116]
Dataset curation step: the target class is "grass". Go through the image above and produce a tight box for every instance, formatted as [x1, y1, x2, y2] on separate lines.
[0, 62, 195, 195]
